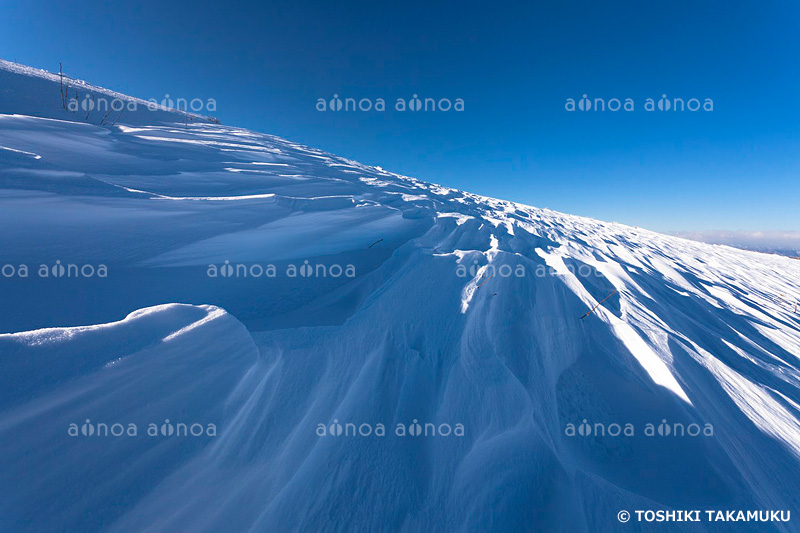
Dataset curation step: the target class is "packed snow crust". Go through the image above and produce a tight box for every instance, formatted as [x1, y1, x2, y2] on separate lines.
[1, 59, 800, 532]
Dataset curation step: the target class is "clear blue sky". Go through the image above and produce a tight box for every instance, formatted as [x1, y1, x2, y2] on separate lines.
[2, 0, 798, 232]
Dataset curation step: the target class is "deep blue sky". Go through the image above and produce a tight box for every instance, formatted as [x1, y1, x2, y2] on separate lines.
[2, 0, 799, 232]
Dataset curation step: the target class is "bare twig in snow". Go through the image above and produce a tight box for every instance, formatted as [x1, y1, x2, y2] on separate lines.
[579, 289, 618, 320]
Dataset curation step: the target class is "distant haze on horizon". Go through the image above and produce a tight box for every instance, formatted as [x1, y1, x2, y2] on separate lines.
[672, 230, 800, 258]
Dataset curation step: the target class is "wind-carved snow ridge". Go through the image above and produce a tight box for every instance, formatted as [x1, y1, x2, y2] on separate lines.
[2, 59, 800, 532]
[460, 234, 500, 313]
[0, 145, 41, 159]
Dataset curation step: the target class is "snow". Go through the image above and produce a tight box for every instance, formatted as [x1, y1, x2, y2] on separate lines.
[1, 59, 800, 532]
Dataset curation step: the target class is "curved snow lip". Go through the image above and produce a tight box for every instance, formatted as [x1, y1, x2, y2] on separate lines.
[0, 303, 258, 411]
[0, 301, 260, 532]
[0, 303, 222, 346]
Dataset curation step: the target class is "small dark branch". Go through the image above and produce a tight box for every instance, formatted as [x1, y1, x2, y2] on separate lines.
[100, 108, 112, 126]
[111, 109, 124, 126]
[59, 63, 66, 109]
[579, 289, 618, 320]
[85, 94, 94, 120]
[476, 274, 494, 289]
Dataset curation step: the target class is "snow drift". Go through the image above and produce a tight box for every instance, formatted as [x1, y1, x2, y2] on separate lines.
[1, 59, 800, 532]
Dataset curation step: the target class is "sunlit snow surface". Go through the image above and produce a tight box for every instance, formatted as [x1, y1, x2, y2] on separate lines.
[1, 60, 800, 532]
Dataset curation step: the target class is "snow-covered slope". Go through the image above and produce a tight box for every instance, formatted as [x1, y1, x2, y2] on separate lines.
[1, 59, 799, 532]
